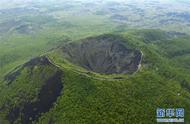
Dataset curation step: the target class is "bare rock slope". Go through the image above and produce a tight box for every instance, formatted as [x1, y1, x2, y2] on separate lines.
[62, 35, 142, 74]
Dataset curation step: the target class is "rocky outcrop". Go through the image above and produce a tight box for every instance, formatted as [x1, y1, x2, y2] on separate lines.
[4, 56, 63, 124]
[4, 56, 52, 85]
[62, 35, 142, 74]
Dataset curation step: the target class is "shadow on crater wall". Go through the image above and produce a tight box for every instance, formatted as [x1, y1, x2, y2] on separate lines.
[62, 35, 142, 74]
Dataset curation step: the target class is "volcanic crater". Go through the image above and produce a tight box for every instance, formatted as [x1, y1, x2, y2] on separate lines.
[62, 35, 142, 74]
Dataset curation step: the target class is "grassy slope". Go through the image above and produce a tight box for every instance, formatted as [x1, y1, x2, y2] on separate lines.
[1, 29, 190, 124]
[0, 15, 116, 80]
[34, 31, 190, 124]
[1, 0, 190, 80]
[0, 1, 190, 123]
[0, 58, 60, 123]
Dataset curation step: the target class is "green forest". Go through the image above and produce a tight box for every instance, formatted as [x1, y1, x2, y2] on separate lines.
[0, 0, 190, 124]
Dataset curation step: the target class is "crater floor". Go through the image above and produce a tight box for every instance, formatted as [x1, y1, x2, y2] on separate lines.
[62, 35, 142, 74]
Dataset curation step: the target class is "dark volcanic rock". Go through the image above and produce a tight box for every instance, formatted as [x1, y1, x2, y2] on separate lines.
[62, 35, 142, 74]
[4, 56, 52, 85]
[21, 71, 62, 124]
[5, 56, 63, 124]
[7, 71, 63, 124]
[23, 56, 52, 67]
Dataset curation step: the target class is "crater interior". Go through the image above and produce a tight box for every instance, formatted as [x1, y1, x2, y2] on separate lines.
[62, 35, 142, 74]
